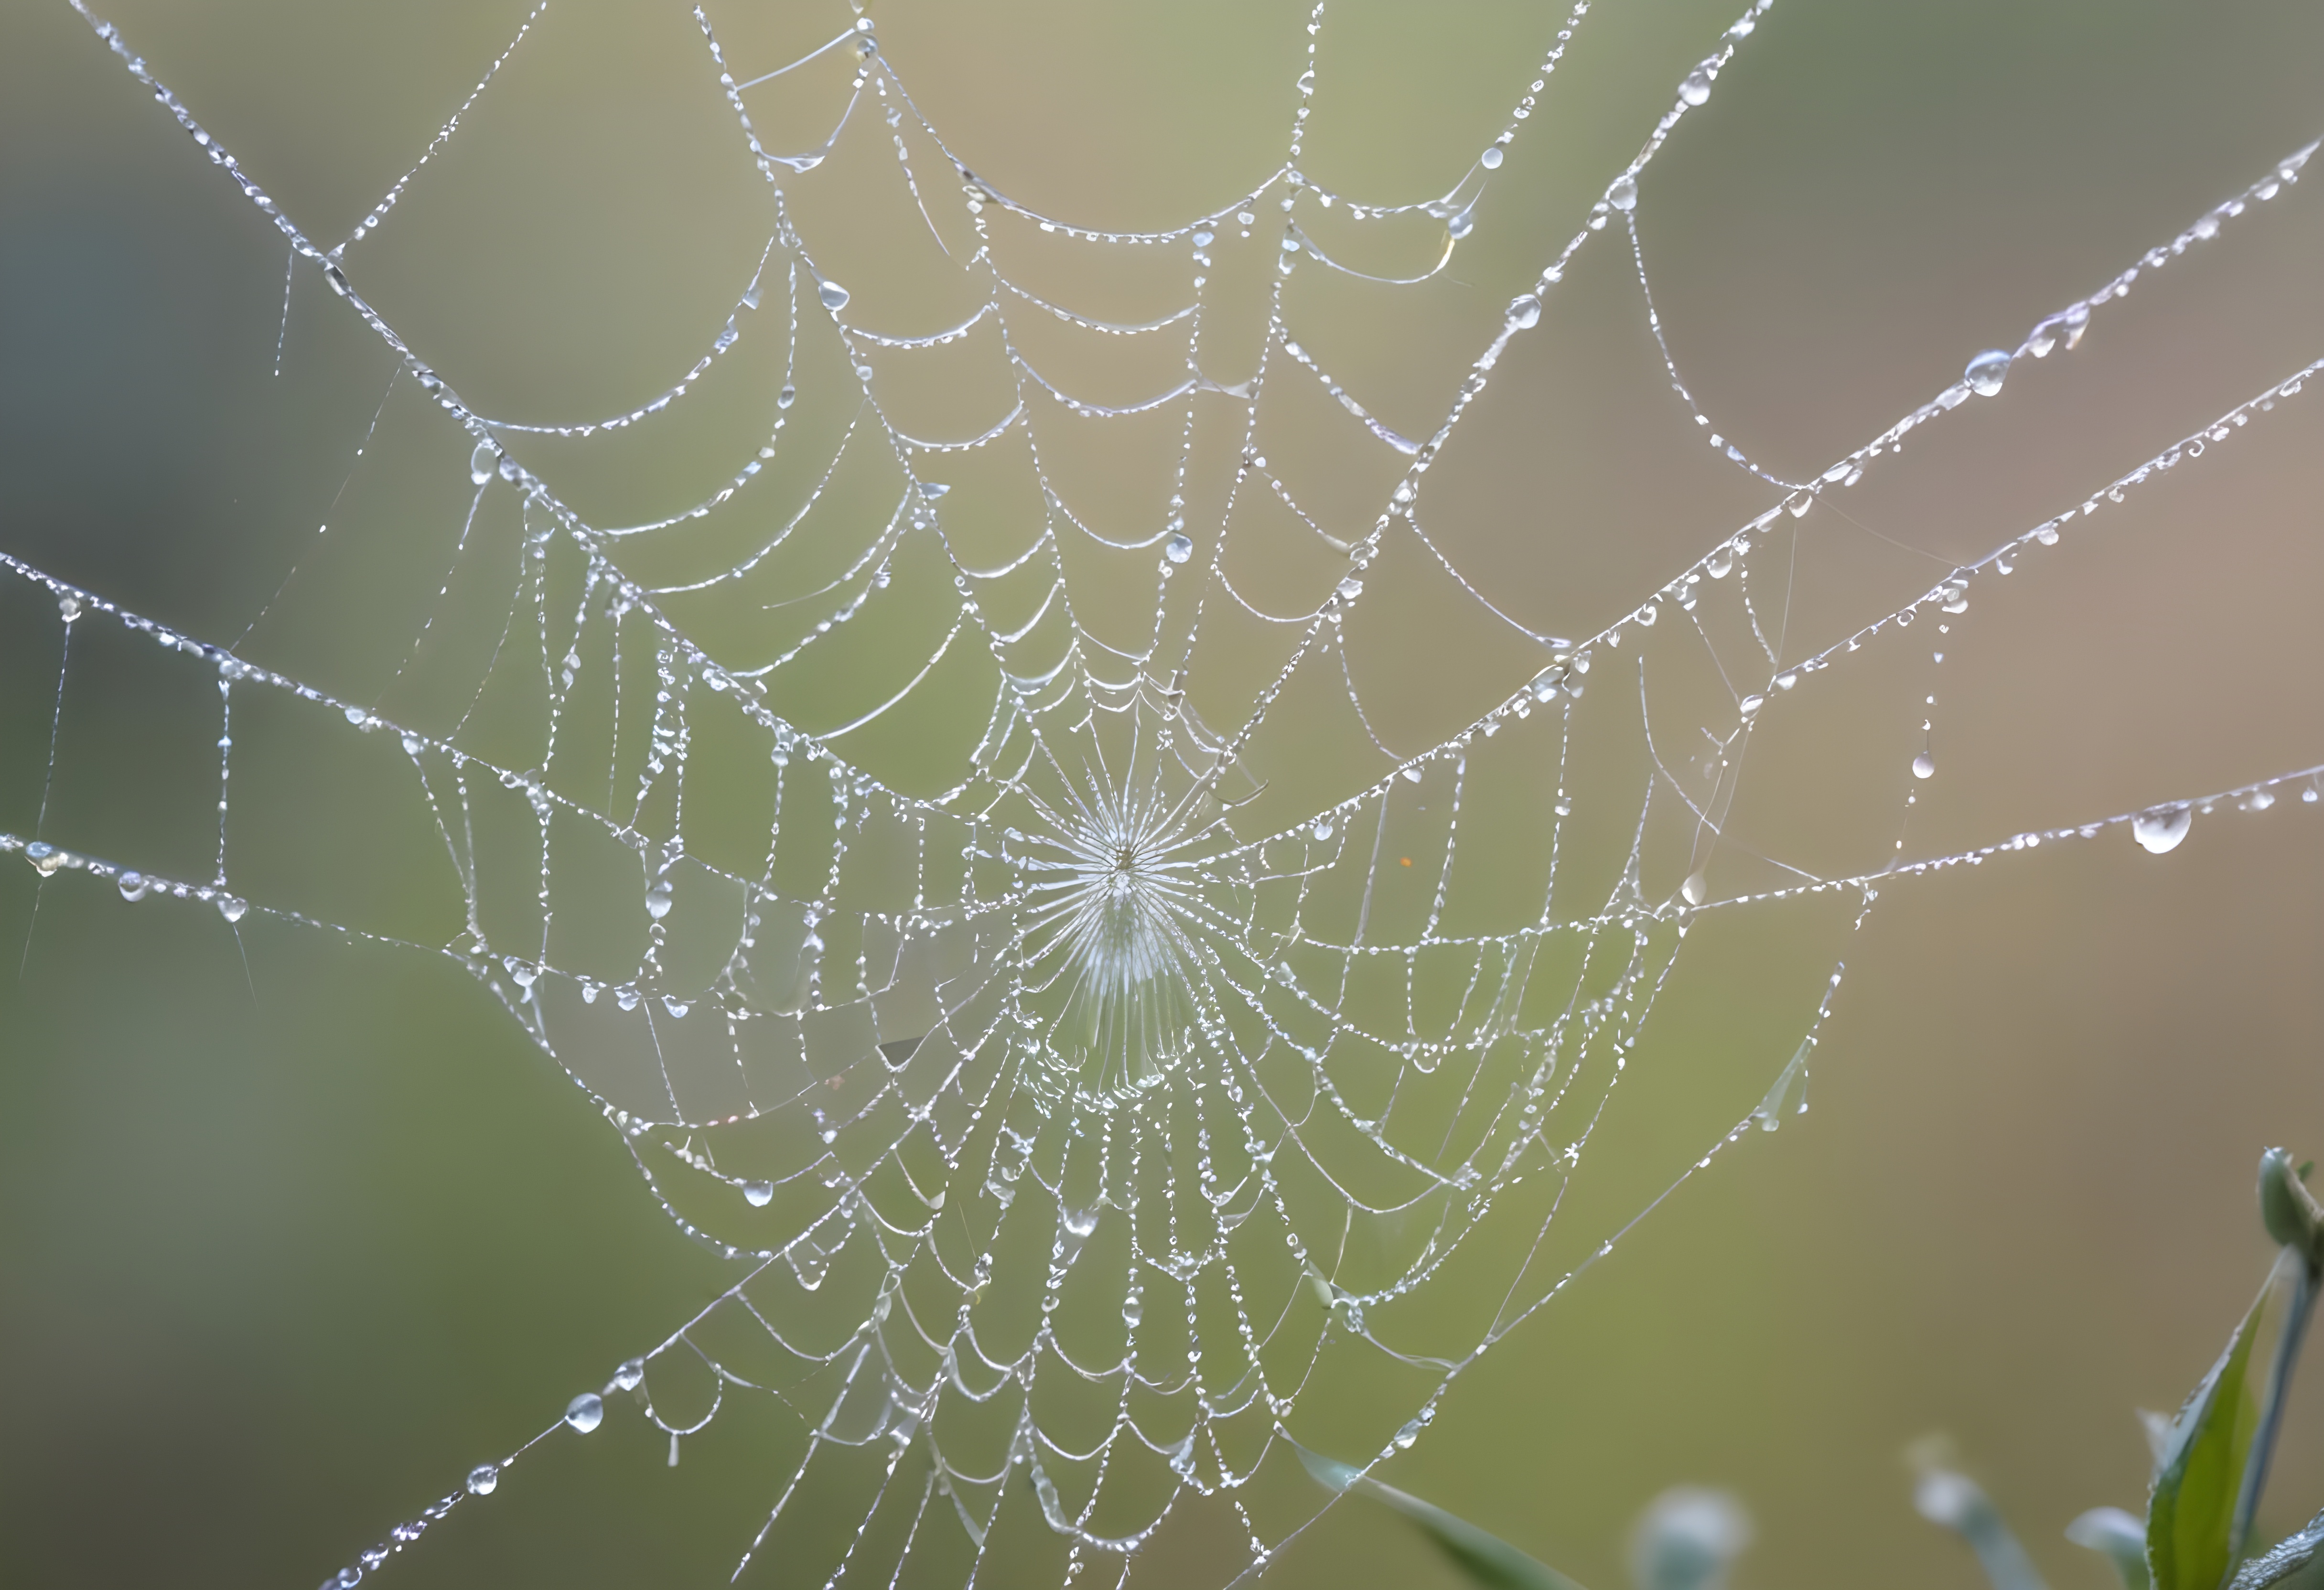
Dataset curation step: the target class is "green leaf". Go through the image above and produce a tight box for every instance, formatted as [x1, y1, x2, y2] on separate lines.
[2148, 1277, 2269, 1590]
[1295, 1443, 1591, 1590]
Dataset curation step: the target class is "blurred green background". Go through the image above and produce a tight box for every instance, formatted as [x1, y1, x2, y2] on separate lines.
[3, 1, 2322, 1587]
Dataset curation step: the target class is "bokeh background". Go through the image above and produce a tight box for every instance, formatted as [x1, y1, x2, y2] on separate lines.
[3, 1, 2322, 1588]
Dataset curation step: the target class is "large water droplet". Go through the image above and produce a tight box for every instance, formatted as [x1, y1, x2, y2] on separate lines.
[117, 870, 149, 901]
[1607, 173, 1638, 212]
[564, 1392, 604, 1433]
[1164, 534, 1193, 565]
[1680, 66, 1712, 106]
[469, 440, 498, 486]
[778, 384, 796, 409]
[1738, 693, 1765, 717]
[217, 895, 248, 924]
[1122, 1294, 1143, 1327]
[645, 877, 675, 920]
[742, 1179, 774, 1207]
[1480, 145, 1504, 170]
[465, 1463, 498, 1496]
[818, 280, 850, 312]
[2131, 803, 2192, 855]
[1965, 348, 2012, 398]
[613, 1357, 646, 1391]
[1506, 293, 1541, 331]
[1680, 870, 1707, 906]
[1912, 753, 1936, 780]
[1706, 548, 1734, 579]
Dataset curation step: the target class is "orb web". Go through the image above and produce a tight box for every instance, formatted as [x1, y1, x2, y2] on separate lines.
[6, 2, 2321, 1588]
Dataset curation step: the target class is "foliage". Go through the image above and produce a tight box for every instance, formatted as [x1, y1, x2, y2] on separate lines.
[1300, 1149, 2324, 1590]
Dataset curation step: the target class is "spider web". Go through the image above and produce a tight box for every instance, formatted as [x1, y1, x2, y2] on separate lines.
[7, 2, 2323, 1588]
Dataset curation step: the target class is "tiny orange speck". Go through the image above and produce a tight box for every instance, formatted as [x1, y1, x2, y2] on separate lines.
[1399, 857, 1412, 867]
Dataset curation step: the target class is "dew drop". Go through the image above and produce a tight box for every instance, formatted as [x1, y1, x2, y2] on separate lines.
[1123, 1294, 1144, 1327]
[1394, 1418, 1423, 1449]
[118, 870, 149, 902]
[1965, 348, 2012, 398]
[1313, 820, 1334, 842]
[1680, 67, 1712, 106]
[920, 482, 949, 500]
[1191, 229, 1215, 248]
[645, 877, 675, 920]
[1446, 207, 1474, 241]
[613, 1357, 646, 1391]
[1706, 548, 1734, 579]
[743, 1179, 774, 1207]
[465, 1464, 498, 1496]
[778, 384, 796, 409]
[1912, 753, 1936, 780]
[25, 841, 62, 875]
[469, 440, 498, 485]
[564, 1393, 604, 1434]
[1680, 870, 1707, 906]
[1607, 173, 1638, 212]
[1480, 146, 1504, 170]
[2131, 803, 2193, 855]
[1506, 293, 1541, 331]
[2238, 789, 2276, 813]
[217, 895, 248, 924]
[1738, 693, 1765, 716]
[58, 594, 82, 623]
[1164, 534, 1193, 565]
[817, 280, 850, 312]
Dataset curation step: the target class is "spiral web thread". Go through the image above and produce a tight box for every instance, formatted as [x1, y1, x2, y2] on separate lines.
[9, 2, 2324, 1587]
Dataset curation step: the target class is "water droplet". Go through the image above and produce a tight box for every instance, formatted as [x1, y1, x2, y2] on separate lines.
[1607, 173, 1638, 212]
[920, 482, 949, 500]
[564, 1392, 604, 1433]
[1446, 207, 1474, 240]
[743, 1179, 774, 1207]
[613, 1357, 646, 1390]
[1480, 145, 1504, 170]
[778, 384, 796, 409]
[1680, 870, 1707, 906]
[788, 1245, 831, 1289]
[818, 280, 850, 312]
[117, 870, 149, 902]
[2131, 803, 2192, 855]
[1394, 1418, 1422, 1449]
[469, 440, 498, 485]
[1164, 534, 1193, 565]
[1680, 67, 1712, 106]
[1191, 229, 1215, 248]
[645, 877, 675, 920]
[1705, 548, 1733, 579]
[24, 841, 60, 875]
[58, 594, 82, 623]
[2238, 789, 2276, 813]
[217, 895, 248, 924]
[1965, 348, 2012, 398]
[1506, 293, 1541, 331]
[1123, 1294, 1143, 1327]
[1912, 754, 1936, 780]
[1738, 693, 1765, 716]
[465, 1463, 498, 1496]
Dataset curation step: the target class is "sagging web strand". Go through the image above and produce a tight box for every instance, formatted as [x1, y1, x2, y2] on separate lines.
[10, 2, 2320, 1588]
